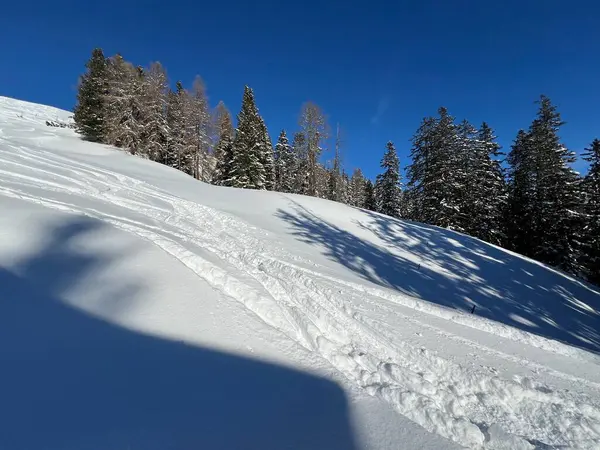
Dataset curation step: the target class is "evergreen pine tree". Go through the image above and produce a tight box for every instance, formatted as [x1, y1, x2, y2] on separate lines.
[375, 141, 402, 217]
[506, 130, 535, 256]
[530, 96, 580, 272]
[328, 124, 343, 202]
[258, 117, 275, 190]
[406, 108, 467, 230]
[340, 171, 351, 205]
[291, 132, 309, 194]
[364, 179, 376, 211]
[581, 138, 600, 283]
[212, 102, 234, 185]
[469, 122, 507, 245]
[188, 76, 212, 181]
[74, 48, 109, 142]
[349, 168, 366, 207]
[274, 130, 295, 192]
[315, 164, 330, 199]
[165, 81, 189, 171]
[228, 86, 266, 189]
[506, 96, 581, 272]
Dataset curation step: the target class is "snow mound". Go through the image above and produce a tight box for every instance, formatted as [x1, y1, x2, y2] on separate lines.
[1, 95, 600, 449]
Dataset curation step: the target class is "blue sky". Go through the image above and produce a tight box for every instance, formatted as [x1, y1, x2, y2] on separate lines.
[1, 0, 599, 178]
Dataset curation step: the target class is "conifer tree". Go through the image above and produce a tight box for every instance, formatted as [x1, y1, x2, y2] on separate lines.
[375, 141, 402, 217]
[258, 117, 275, 190]
[228, 86, 266, 189]
[406, 108, 467, 230]
[165, 81, 189, 171]
[364, 179, 376, 211]
[315, 164, 330, 199]
[469, 122, 507, 245]
[349, 168, 366, 207]
[529, 96, 580, 271]
[212, 102, 234, 185]
[291, 132, 309, 194]
[581, 138, 600, 283]
[188, 76, 211, 181]
[340, 171, 351, 205]
[74, 48, 109, 142]
[506, 96, 580, 272]
[506, 130, 534, 256]
[328, 124, 343, 202]
[274, 130, 295, 192]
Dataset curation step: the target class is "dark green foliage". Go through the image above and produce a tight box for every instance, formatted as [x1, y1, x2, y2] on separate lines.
[291, 132, 309, 194]
[274, 130, 295, 193]
[582, 139, 600, 283]
[465, 122, 507, 245]
[212, 102, 235, 186]
[506, 96, 581, 273]
[375, 141, 402, 217]
[229, 86, 267, 189]
[406, 108, 467, 229]
[363, 179, 376, 211]
[165, 81, 189, 171]
[73, 48, 108, 142]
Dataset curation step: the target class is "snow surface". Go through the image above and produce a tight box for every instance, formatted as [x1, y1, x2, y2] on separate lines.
[1, 96, 600, 449]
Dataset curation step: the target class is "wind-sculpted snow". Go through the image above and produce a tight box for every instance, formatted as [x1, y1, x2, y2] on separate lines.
[1, 96, 600, 449]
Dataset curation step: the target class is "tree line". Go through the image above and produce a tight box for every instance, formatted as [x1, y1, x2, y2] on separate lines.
[73, 48, 600, 286]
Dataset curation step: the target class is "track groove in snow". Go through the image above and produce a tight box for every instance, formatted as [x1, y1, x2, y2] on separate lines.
[1, 98, 600, 449]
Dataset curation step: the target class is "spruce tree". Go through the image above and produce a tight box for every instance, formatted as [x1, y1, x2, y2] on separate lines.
[188, 76, 211, 181]
[506, 96, 580, 272]
[328, 125, 343, 202]
[165, 81, 189, 171]
[406, 108, 467, 230]
[506, 130, 535, 256]
[364, 179, 376, 211]
[212, 102, 234, 186]
[74, 48, 109, 142]
[315, 164, 330, 199]
[530, 96, 580, 271]
[341, 171, 351, 205]
[375, 141, 402, 217]
[274, 130, 295, 192]
[228, 86, 266, 189]
[582, 138, 600, 283]
[470, 122, 507, 245]
[258, 117, 275, 190]
[349, 168, 366, 207]
[457, 120, 507, 244]
[291, 132, 309, 194]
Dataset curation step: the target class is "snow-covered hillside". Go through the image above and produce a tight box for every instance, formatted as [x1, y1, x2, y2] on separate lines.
[1, 96, 600, 450]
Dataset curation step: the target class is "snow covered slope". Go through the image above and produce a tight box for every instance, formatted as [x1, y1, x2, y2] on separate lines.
[1, 96, 600, 449]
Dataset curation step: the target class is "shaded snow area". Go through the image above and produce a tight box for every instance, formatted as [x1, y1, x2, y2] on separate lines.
[1, 96, 600, 449]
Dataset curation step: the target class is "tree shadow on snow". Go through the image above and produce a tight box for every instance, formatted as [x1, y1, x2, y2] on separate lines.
[276, 201, 600, 354]
[0, 216, 357, 450]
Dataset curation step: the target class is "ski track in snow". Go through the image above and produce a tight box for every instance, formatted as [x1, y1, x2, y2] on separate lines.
[1, 107, 600, 449]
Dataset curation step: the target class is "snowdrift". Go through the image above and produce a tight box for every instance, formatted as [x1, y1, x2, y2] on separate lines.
[1, 95, 600, 449]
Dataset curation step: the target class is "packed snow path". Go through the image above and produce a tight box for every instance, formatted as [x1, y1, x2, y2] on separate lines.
[1, 97, 600, 449]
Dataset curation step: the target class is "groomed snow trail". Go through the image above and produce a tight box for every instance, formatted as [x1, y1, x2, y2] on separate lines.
[1, 97, 600, 449]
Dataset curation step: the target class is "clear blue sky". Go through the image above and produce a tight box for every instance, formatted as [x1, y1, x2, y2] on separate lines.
[1, 0, 599, 178]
